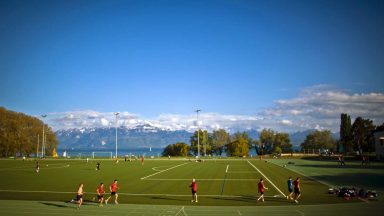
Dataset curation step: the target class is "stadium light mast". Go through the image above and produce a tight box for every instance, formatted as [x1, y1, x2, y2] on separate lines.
[36, 134, 39, 159]
[41, 114, 47, 158]
[195, 109, 201, 158]
[115, 112, 119, 159]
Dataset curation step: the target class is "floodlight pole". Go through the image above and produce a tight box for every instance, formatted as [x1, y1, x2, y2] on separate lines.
[195, 109, 201, 158]
[36, 134, 39, 159]
[115, 112, 119, 159]
[41, 115, 47, 158]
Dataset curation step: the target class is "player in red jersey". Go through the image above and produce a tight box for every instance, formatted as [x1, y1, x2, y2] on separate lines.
[293, 177, 301, 203]
[190, 178, 198, 203]
[257, 178, 268, 202]
[96, 183, 105, 207]
[141, 155, 144, 165]
[105, 179, 119, 205]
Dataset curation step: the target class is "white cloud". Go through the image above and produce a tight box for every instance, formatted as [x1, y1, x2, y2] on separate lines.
[281, 120, 292, 125]
[44, 85, 384, 133]
[100, 118, 109, 126]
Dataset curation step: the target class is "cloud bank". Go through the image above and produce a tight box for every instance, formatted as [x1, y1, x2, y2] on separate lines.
[44, 85, 384, 133]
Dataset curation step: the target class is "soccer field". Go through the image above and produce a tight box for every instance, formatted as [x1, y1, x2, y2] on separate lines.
[0, 157, 382, 215]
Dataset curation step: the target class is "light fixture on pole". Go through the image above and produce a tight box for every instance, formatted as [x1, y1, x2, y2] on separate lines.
[115, 112, 119, 159]
[195, 109, 201, 158]
[41, 114, 47, 158]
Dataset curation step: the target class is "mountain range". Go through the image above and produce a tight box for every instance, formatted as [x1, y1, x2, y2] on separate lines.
[56, 124, 339, 151]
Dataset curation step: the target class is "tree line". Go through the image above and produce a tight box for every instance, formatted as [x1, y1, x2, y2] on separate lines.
[0, 107, 58, 157]
[163, 128, 293, 157]
[290, 113, 383, 154]
[338, 113, 383, 154]
[164, 113, 384, 157]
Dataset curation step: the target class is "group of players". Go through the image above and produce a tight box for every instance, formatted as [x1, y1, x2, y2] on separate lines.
[72, 179, 119, 209]
[36, 159, 301, 207]
[257, 176, 301, 203]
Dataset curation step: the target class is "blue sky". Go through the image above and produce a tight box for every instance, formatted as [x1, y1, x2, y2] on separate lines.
[1, 0, 383, 132]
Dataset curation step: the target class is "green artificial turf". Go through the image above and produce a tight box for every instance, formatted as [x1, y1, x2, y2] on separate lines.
[0, 157, 368, 206]
[0, 157, 383, 215]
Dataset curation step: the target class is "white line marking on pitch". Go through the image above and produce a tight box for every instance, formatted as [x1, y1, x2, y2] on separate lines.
[247, 160, 285, 197]
[174, 206, 188, 216]
[227, 171, 256, 173]
[267, 160, 334, 188]
[296, 210, 305, 216]
[358, 197, 369, 203]
[141, 162, 188, 180]
[0, 189, 281, 198]
[143, 178, 259, 181]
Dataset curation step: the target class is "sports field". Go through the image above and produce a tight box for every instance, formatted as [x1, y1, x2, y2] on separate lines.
[0, 157, 383, 215]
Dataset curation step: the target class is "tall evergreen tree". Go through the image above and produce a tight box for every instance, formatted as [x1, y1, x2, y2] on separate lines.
[340, 113, 352, 152]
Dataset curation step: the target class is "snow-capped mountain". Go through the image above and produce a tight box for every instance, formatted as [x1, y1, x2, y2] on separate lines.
[56, 124, 193, 150]
[55, 121, 335, 151]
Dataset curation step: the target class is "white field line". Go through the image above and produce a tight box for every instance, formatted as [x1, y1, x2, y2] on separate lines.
[175, 206, 188, 216]
[247, 160, 285, 197]
[296, 210, 305, 216]
[0, 189, 280, 198]
[0, 163, 71, 171]
[0, 166, 70, 172]
[266, 160, 334, 188]
[152, 165, 179, 172]
[141, 162, 189, 180]
[0, 189, 74, 194]
[182, 206, 188, 216]
[143, 178, 259, 181]
[227, 171, 256, 173]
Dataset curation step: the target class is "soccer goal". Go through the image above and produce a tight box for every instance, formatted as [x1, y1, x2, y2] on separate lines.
[92, 152, 113, 159]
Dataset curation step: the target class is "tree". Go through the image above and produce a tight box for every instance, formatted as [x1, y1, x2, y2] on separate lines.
[211, 129, 230, 156]
[351, 117, 375, 154]
[162, 142, 190, 156]
[0, 107, 58, 157]
[274, 132, 292, 153]
[226, 136, 249, 157]
[274, 146, 282, 155]
[300, 130, 336, 151]
[258, 129, 292, 154]
[340, 113, 352, 153]
[190, 130, 212, 156]
[259, 129, 275, 154]
[251, 139, 261, 155]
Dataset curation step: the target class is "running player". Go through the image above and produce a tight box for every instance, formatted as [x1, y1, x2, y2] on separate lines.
[105, 179, 119, 205]
[36, 160, 40, 173]
[257, 178, 268, 202]
[96, 183, 104, 207]
[141, 155, 144, 165]
[190, 178, 198, 203]
[96, 162, 100, 170]
[286, 176, 293, 200]
[71, 183, 84, 209]
[293, 177, 301, 203]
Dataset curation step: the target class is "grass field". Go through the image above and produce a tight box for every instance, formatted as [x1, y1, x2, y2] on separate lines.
[0, 157, 383, 215]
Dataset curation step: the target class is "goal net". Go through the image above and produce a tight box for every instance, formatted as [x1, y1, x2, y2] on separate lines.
[92, 152, 113, 159]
